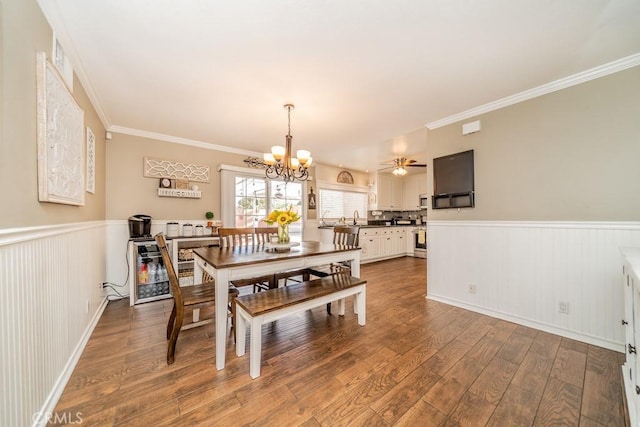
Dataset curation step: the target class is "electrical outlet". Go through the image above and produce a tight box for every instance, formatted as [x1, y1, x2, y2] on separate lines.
[468, 284, 476, 294]
[559, 301, 570, 314]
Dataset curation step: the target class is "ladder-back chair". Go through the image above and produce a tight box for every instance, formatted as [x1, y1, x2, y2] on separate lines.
[218, 227, 255, 248]
[217, 227, 276, 293]
[156, 233, 239, 365]
[254, 226, 278, 245]
[307, 225, 361, 313]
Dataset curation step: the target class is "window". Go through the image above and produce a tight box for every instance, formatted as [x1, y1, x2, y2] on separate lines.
[234, 176, 267, 228]
[318, 188, 367, 223]
[224, 167, 304, 241]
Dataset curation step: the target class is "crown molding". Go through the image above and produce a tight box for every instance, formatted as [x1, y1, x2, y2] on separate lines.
[108, 126, 261, 157]
[37, 0, 112, 129]
[426, 53, 640, 130]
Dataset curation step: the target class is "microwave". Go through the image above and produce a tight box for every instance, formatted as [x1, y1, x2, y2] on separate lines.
[419, 194, 429, 209]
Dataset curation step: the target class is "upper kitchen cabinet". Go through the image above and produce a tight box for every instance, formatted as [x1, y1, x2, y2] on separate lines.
[376, 173, 403, 210]
[402, 173, 427, 210]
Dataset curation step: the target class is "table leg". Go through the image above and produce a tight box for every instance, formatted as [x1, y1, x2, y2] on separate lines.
[351, 251, 361, 314]
[250, 316, 263, 379]
[192, 260, 203, 323]
[214, 268, 230, 370]
[236, 307, 247, 356]
[337, 298, 346, 316]
[356, 286, 366, 326]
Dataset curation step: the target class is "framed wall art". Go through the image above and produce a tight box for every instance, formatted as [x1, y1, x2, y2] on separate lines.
[86, 127, 96, 194]
[36, 52, 85, 205]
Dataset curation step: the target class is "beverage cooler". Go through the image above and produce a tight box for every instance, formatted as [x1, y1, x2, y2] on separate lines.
[129, 240, 172, 305]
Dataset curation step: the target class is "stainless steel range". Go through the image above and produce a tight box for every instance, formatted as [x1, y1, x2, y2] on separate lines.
[412, 226, 427, 258]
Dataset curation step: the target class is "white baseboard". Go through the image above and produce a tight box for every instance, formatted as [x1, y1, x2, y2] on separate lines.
[427, 293, 624, 353]
[33, 296, 109, 427]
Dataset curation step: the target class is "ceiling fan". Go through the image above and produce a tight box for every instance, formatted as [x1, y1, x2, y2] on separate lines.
[380, 157, 427, 176]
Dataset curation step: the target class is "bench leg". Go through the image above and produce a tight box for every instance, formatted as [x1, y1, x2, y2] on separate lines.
[249, 316, 263, 379]
[236, 308, 248, 356]
[355, 286, 366, 326]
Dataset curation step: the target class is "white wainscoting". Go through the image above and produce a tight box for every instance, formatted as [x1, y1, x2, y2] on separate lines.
[427, 220, 640, 352]
[0, 222, 107, 427]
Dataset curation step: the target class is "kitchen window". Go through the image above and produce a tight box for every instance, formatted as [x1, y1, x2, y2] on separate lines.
[318, 188, 367, 223]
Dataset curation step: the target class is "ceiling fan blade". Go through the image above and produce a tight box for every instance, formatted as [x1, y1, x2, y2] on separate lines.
[407, 163, 427, 167]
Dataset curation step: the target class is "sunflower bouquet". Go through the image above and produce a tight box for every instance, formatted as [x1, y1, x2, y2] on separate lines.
[264, 205, 300, 244]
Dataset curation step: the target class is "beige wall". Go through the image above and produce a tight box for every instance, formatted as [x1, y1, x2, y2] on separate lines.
[105, 133, 371, 223]
[0, 0, 106, 228]
[315, 164, 370, 187]
[106, 134, 254, 221]
[426, 66, 640, 221]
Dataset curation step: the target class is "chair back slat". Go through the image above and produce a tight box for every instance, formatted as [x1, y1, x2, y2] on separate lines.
[333, 226, 360, 246]
[155, 234, 182, 306]
[254, 227, 278, 245]
[218, 227, 255, 248]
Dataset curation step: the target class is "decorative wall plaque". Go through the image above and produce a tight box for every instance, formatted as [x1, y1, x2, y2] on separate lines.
[36, 52, 85, 205]
[337, 170, 354, 184]
[144, 157, 210, 182]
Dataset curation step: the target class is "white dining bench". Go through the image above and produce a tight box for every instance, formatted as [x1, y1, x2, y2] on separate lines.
[234, 273, 367, 378]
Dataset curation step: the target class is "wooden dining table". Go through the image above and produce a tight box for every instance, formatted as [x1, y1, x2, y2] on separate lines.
[192, 241, 362, 370]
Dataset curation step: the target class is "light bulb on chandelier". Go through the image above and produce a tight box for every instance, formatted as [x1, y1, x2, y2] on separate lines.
[263, 104, 312, 182]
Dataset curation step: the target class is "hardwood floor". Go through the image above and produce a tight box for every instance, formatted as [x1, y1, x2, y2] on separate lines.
[52, 257, 627, 426]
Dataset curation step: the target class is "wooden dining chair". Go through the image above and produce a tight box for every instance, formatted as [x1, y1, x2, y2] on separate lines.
[254, 226, 278, 245]
[216, 227, 276, 293]
[253, 226, 315, 289]
[307, 225, 361, 313]
[333, 225, 360, 247]
[155, 233, 239, 365]
[218, 227, 255, 248]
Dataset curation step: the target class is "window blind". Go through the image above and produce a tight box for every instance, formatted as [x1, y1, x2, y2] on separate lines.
[318, 189, 367, 220]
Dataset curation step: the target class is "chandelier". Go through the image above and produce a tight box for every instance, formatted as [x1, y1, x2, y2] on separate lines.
[263, 104, 312, 182]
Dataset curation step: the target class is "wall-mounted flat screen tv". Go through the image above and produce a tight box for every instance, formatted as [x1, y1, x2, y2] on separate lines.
[432, 149, 474, 209]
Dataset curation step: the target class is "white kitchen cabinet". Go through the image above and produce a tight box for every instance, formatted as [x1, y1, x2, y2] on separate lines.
[360, 227, 409, 262]
[402, 173, 427, 210]
[395, 229, 407, 254]
[621, 247, 640, 427]
[406, 228, 415, 254]
[380, 231, 393, 257]
[360, 230, 381, 261]
[376, 174, 403, 210]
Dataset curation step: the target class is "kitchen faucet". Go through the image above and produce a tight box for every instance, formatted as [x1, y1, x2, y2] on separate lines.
[321, 210, 330, 226]
[353, 209, 360, 225]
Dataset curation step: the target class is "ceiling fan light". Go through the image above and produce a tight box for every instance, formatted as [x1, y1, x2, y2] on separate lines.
[392, 166, 407, 176]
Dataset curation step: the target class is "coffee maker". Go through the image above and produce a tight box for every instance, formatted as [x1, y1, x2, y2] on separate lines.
[128, 214, 152, 239]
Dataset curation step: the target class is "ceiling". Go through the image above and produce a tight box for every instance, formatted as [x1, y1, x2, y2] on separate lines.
[38, 1, 640, 173]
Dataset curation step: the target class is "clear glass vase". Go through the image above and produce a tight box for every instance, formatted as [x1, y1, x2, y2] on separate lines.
[277, 223, 290, 244]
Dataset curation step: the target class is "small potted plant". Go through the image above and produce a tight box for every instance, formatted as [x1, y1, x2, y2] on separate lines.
[205, 211, 214, 227]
